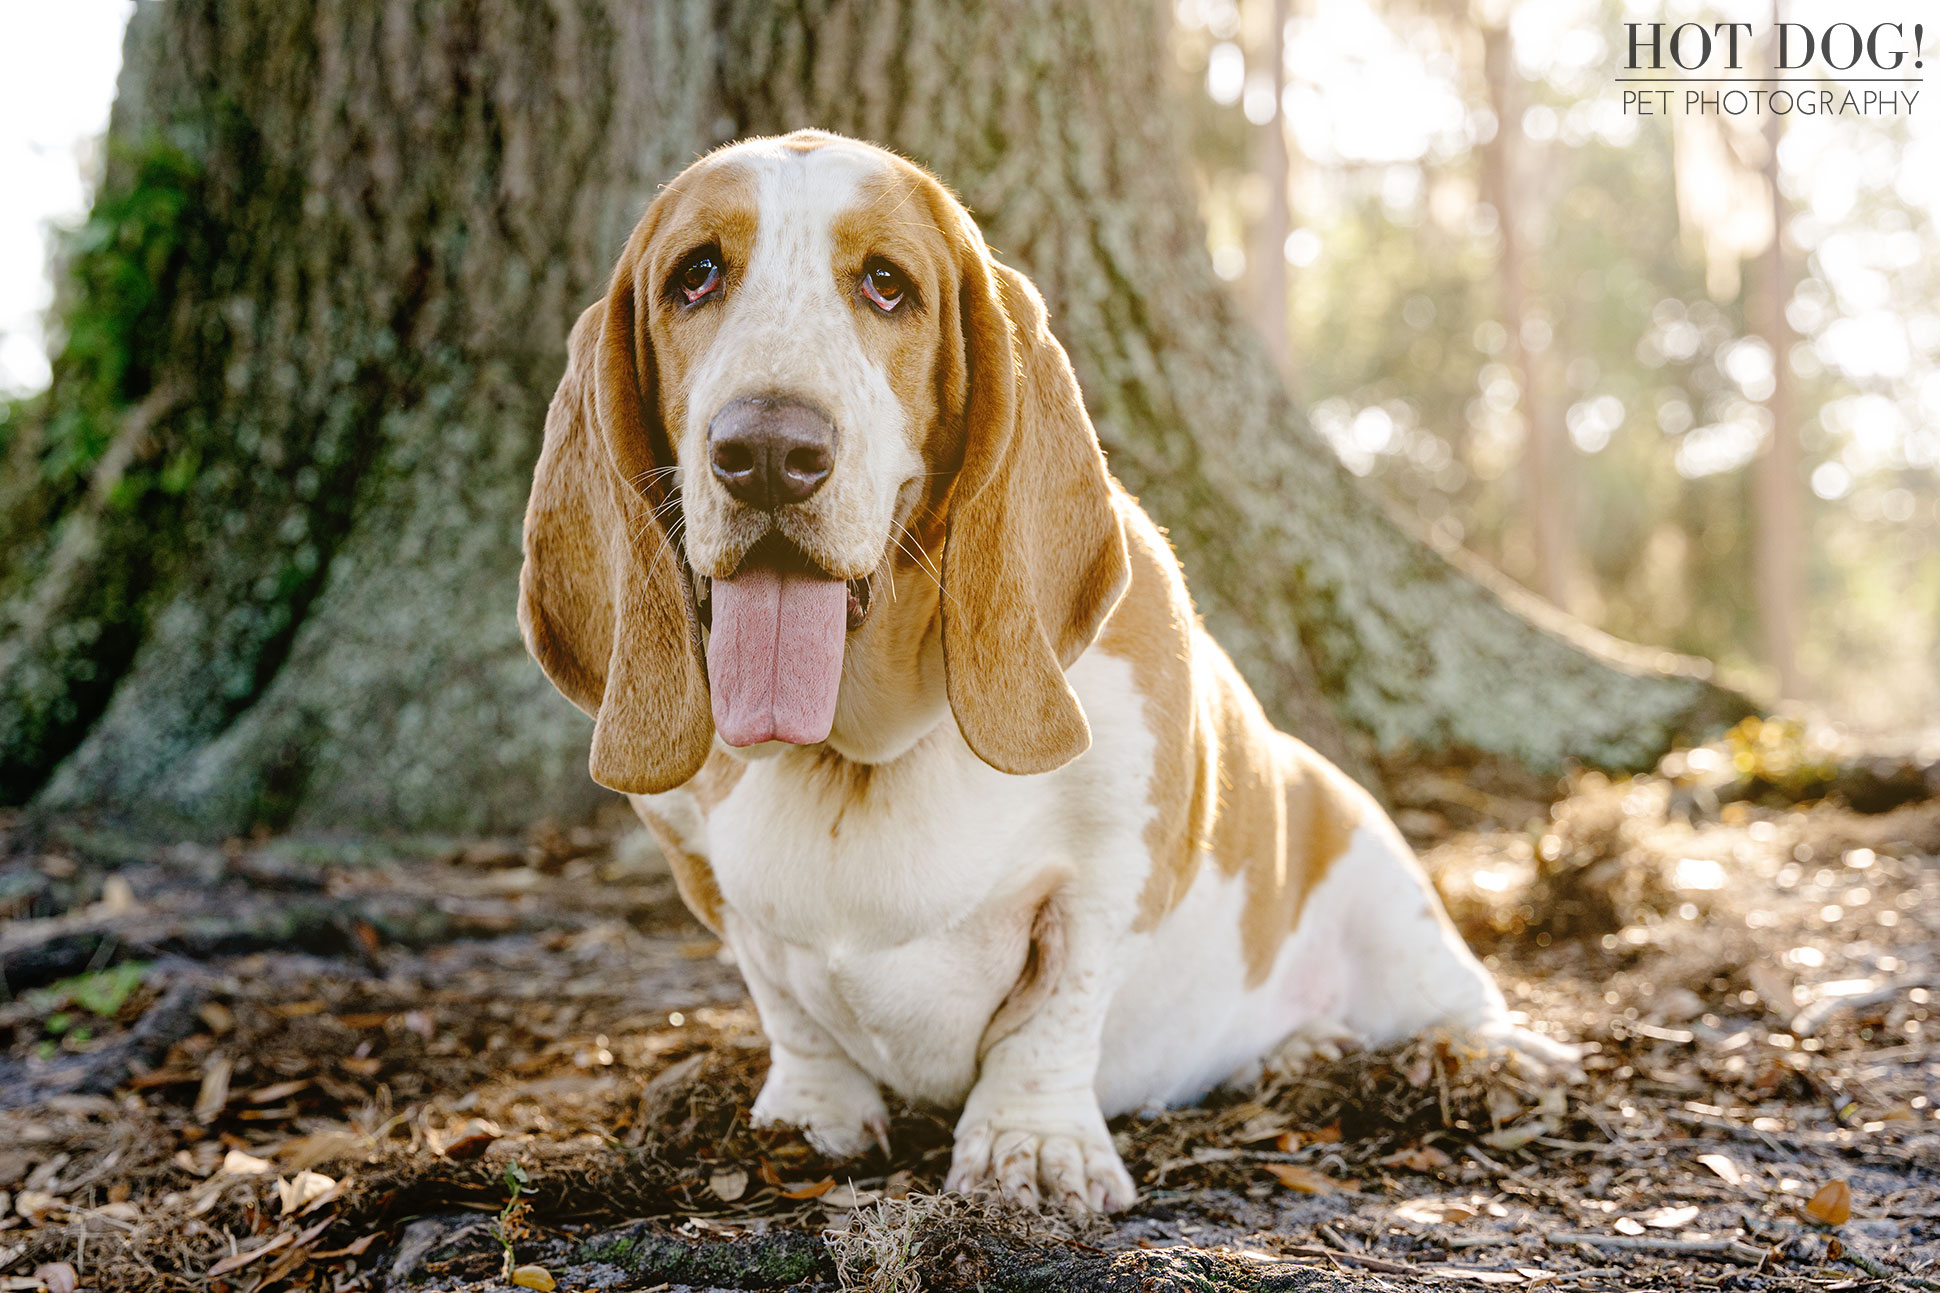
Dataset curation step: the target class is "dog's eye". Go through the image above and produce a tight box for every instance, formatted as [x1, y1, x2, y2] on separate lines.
[861, 259, 911, 313]
[676, 248, 723, 304]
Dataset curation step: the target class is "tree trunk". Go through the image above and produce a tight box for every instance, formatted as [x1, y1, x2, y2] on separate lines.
[0, 0, 1747, 836]
[1247, 0, 1291, 375]
[1753, 6, 1801, 700]
[1480, 21, 1575, 614]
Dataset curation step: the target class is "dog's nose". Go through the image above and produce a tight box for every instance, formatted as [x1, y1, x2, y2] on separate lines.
[708, 397, 837, 509]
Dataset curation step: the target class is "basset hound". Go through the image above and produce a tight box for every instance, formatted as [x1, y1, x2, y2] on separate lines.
[519, 130, 1576, 1213]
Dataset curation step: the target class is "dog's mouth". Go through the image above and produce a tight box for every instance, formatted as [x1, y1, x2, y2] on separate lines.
[696, 535, 874, 749]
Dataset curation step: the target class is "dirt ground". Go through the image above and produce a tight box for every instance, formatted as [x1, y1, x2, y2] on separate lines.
[1, 717, 1936, 1292]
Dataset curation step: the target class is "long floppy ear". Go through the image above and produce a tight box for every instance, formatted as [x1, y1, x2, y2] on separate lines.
[942, 251, 1131, 776]
[518, 230, 713, 794]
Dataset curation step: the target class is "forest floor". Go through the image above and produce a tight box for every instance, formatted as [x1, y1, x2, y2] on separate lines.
[2, 719, 1937, 1293]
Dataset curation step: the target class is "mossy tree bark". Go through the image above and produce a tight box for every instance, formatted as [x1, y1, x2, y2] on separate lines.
[0, 0, 1745, 835]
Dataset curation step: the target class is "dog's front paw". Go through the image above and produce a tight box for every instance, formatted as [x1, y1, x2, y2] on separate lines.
[946, 1104, 1136, 1214]
[751, 1050, 890, 1159]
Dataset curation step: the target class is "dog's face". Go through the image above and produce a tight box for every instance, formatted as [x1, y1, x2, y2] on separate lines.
[642, 135, 958, 600]
[519, 131, 1130, 794]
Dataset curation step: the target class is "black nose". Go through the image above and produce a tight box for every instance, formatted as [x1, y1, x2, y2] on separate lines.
[708, 396, 837, 509]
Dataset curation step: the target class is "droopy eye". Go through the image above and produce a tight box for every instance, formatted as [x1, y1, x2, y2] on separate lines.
[860, 258, 911, 313]
[676, 247, 723, 304]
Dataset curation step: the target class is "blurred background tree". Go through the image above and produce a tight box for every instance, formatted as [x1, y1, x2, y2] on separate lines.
[0, 0, 1764, 835]
[1180, 0, 1937, 727]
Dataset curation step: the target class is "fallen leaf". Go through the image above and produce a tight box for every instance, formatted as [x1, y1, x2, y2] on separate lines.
[511, 1264, 557, 1290]
[883, 1170, 915, 1200]
[822, 1183, 878, 1209]
[1481, 1119, 1554, 1151]
[430, 1118, 502, 1160]
[1614, 1217, 1646, 1236]
[207, 1231, 293, 1276]
[708, 1168, 749, 1202]
[270, 1000, 328, 1018]
[276, 1170, 336, 1216]
[1696, 1153, 1744, 1186]
[1394, 1198, 1478, 1225]
[1264, 1163, 1344, 1195]
[311, 1233, 378, 1260]
[248, 1079, 312, 1104]
[12, 1193, 63, 1225]
[220, 1149, 274, 1176]
[780, 1176, 836, 1200]
[1381, 1146, 1454, 1172]
[1804, 1180, 1852, 1226]
[32, 1263, 77, 1293]
[1641, 1205, 1700, 1229]
[194, 1055, 235, 1123]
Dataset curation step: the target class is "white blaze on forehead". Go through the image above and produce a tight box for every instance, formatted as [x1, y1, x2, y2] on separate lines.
[680, 139, 922, 577]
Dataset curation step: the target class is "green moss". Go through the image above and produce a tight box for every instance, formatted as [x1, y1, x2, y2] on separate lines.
[571, 1225, 833, 1288]
[38, 136, 202, 494]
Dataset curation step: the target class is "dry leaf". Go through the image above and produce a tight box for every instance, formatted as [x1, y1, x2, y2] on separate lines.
[1696, 1153, 1744, 1186]
[247, 1079, 312, 1104]
[780, 1176, 836, 1200]
[1641, 1205, 1700, 1229]
[1804, 1180, 1852, 1226]
[1394, 1198, 1479, 1225]
[1481, 1119, 1553, 1151]
[1381, 1146, 1454, 1172]
[822, 1183, 878, 1209]
[32, 1263, 77, 1293]
[708, 1168, 749, 1202]
[312, 1234, 378, 1260]
[220, 1149, 274, 1176]
[883, 1170, 915, 1200]
[207, 1231, 293, 1276]
[12, 1192, 63, 1226]
[1264, 1163, 1342, 1195]
[276, 1170, 336, 1216]
[194, 1055, 235, 1123]
[511, 1265, 557, 1291]
[1614, 1217, 1646, 1235]
[430, 1118, 502, 1161]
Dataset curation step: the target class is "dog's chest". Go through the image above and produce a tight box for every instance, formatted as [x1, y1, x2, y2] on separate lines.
[700, 731, 1067, 1101]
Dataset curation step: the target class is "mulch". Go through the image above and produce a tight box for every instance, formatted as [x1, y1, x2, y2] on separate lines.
[0, 718, 1935, 1291]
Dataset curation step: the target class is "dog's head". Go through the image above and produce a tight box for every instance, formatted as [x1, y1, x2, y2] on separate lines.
[519, 131, 1128, 793]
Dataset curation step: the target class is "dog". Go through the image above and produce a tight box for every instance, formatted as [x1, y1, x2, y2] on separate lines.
[518, 129, 1576, 1213]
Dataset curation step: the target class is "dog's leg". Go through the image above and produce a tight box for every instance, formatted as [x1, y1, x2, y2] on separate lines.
[1326, 824, 1583, 1082]
[735, 934, 891, 1160]
[945, 908, 1137, 1214]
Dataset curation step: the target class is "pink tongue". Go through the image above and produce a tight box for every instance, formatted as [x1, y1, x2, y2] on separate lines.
[707, 569, 847, 746]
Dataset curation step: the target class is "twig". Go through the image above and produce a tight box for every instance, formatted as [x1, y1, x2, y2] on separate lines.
[1838, 1247, 1940, 1291]
[1544, 1232, 1768, 1264]
[1277, 1244, 1434, 1276]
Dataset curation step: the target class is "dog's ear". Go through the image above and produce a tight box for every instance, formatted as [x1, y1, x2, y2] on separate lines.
[941, 248, 1130, 776]
[518, 220, 713, 794]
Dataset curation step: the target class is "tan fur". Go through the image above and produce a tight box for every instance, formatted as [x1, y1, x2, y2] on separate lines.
[1102, 510, 1362, 988]
[977, 892, 1067, 1062]
[635, 807, 728, 935]
[941, 252, 1132, 775]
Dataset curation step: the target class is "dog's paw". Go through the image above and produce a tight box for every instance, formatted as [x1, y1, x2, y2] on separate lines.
[946, 1112, 1136, 1214]
[751, 1053, 890, 1160]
